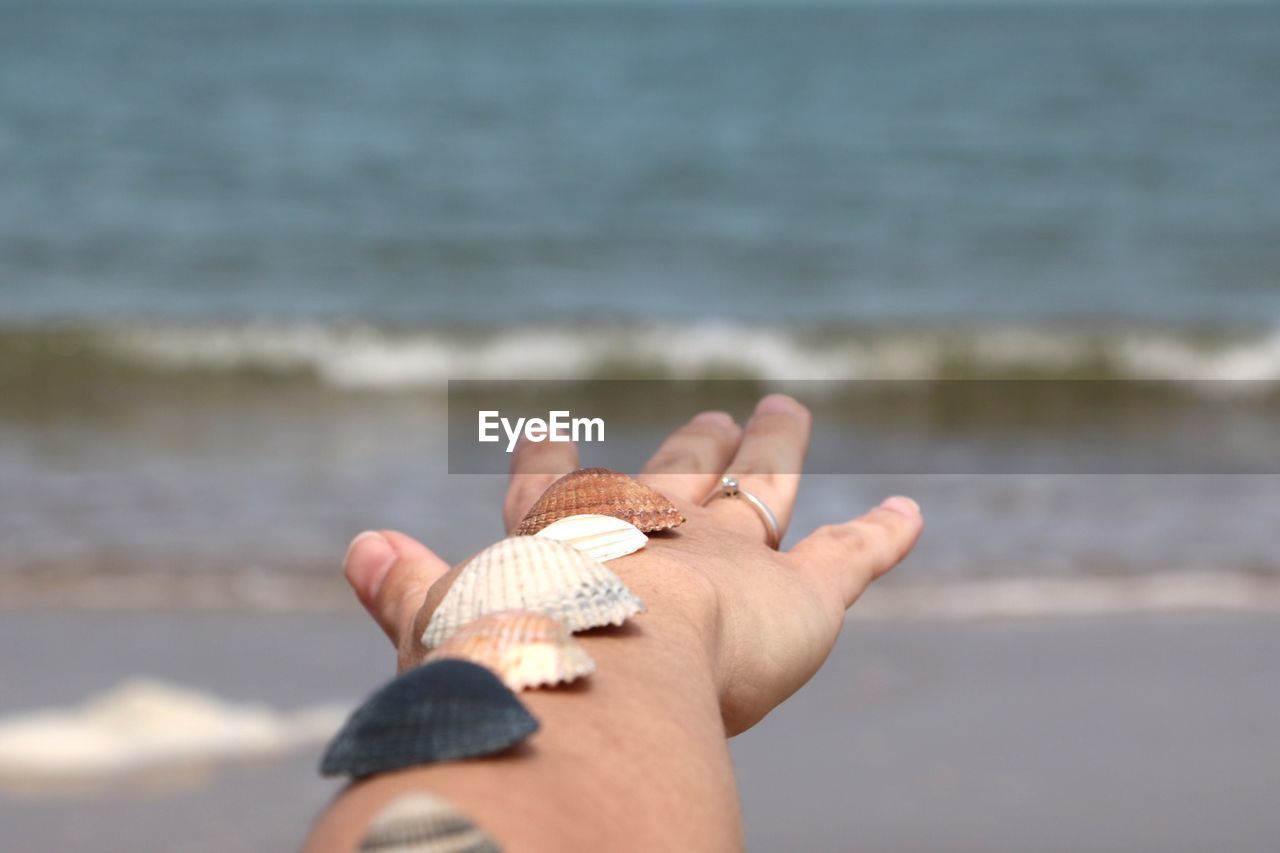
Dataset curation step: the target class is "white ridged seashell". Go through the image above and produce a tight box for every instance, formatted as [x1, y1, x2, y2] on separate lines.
[426, 610, 596, 691]
[533, 513, 647, 562]
[421, 537, 645, 649]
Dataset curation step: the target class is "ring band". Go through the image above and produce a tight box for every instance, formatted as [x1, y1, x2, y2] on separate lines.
[701, 475, 781, 549]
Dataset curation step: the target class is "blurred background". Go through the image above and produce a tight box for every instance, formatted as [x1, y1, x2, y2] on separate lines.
[2, 0, 1278, 850]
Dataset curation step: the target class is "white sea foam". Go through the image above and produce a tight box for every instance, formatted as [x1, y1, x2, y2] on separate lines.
[0, 679, 347, 785]
[1116, 330, 1280, 382]
[90, 321, 1280, 388]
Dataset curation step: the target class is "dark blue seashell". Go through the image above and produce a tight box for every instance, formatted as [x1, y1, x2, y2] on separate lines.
[321, 659, 539, 778]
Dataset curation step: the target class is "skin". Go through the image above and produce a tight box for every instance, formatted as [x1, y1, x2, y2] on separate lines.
[305, 394, 923, 852]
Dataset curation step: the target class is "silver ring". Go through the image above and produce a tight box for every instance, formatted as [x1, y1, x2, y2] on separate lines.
[701, 475, 781, 549]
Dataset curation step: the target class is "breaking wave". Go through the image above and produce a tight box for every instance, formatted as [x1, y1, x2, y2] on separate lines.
[0, 678, 347, 789]
[5, 320, 1280, 388]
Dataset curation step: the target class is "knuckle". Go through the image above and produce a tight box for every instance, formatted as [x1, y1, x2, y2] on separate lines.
[747, 413, 795, 439]
[506, 473, 556, 508]
[687, 418, 740, 441]
[826, 522, 873, 552]
[512, 441, 576, 474]
[646, 448, 707, 474]
[857, 514, 910, 563]
[750, 402, 810, 434]
[828, 516, 903, 561]
[731, 468, 783, 493]
[813, 522, 848, 541]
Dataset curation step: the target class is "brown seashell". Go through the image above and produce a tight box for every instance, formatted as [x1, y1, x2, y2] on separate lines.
[514, 468, 685, 535]
[426, 610, 595, 691]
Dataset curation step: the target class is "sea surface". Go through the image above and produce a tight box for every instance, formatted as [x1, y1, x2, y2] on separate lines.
[3, 1, 1279, 607]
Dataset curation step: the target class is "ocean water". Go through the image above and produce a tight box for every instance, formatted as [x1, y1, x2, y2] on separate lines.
[4, 2, 1280, 328]
[3, 1, 1279, 606]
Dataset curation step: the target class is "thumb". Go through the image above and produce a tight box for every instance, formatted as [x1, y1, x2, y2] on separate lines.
[787, 496, 924, 609]
[343, 529, 451, 647]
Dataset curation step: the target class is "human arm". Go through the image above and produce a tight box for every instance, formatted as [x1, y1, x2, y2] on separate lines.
[305, 395, 923, 851]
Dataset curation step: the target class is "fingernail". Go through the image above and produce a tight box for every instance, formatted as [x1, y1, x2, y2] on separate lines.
[754, 394, 799, 415]
[345, 530, 398, 599]
[879, 496, 920, 517]
[691, 410, 735, 428]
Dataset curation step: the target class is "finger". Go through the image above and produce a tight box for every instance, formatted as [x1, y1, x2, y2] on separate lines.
[708, 394, 811, 542]
[788, 496, 924, 609]
[502, 435, 580, 532]
[637, 411, 743, 503]
[343, 529, 451, 647]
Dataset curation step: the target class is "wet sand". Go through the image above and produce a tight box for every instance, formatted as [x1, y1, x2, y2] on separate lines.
[2, 607, 1278, 852]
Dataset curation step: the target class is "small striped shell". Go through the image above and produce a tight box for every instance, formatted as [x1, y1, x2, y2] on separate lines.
[360, 792, 500, 853]
[513, 468, 685, 535]
[421, 536, 644, 649]
[533, 513, 647, 563]
[426, 610, 595, 691]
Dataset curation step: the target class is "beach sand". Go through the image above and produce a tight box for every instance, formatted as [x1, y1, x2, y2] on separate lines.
[2, 606, 1278, 852]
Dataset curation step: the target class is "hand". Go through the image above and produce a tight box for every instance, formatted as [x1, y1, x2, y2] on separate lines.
[343, 394, 923, 735]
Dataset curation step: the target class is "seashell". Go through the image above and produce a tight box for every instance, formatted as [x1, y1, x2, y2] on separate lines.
[320, 659, 538, 778]
[513, 467, 685, 535]
[360, 792, 501, 853]
[533, 513, 647, 563]
[421, 536, 644, 649]
[426, 610, 596, 691]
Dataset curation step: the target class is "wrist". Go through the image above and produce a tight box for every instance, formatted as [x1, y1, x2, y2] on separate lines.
[321, 565, 737, 853]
